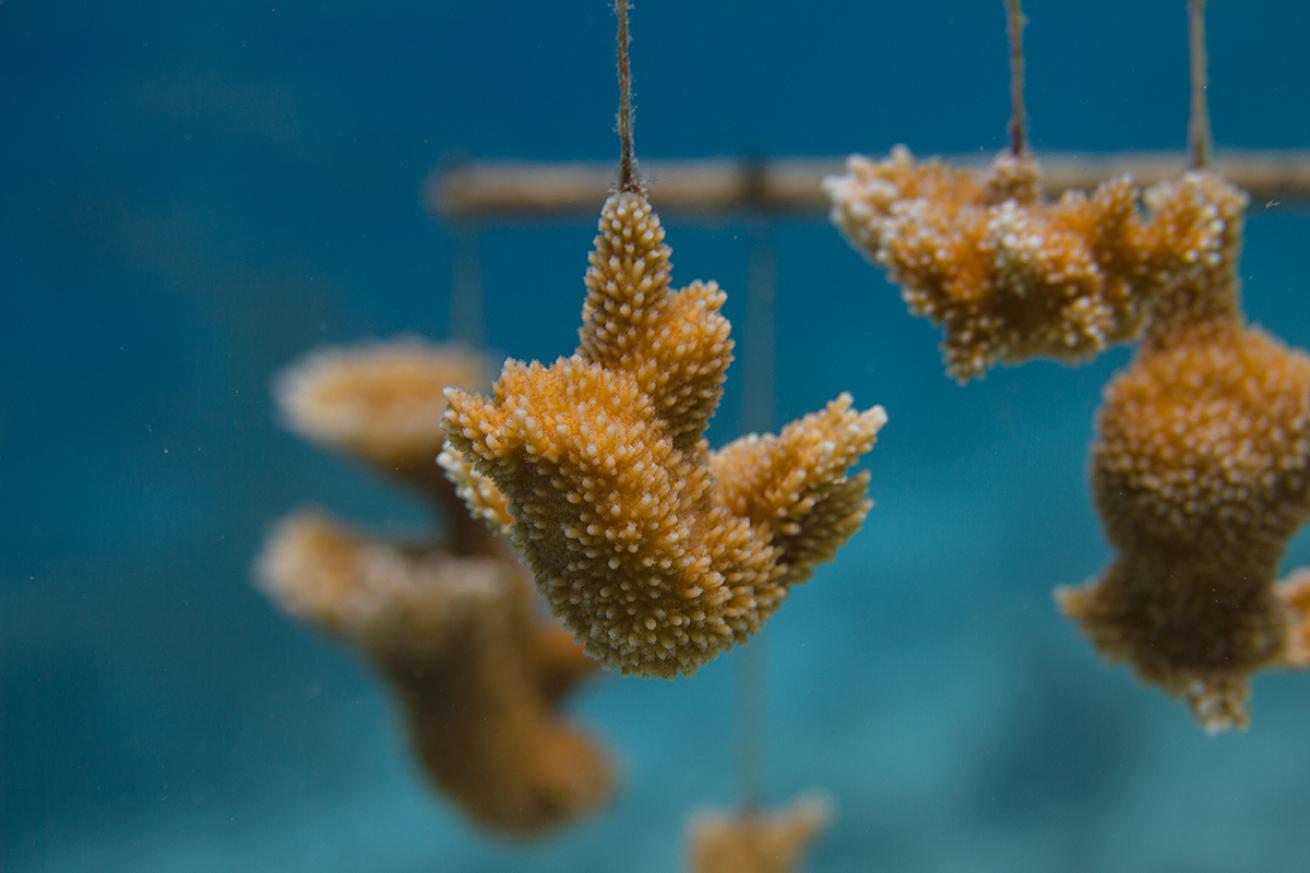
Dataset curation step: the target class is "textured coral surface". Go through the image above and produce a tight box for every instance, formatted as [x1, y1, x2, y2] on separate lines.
[277, 338, 485, 490]
[1058, 174, 1310, 730]
[832, 144, 1310, 729]
[827, 147, 1149, 381]
[443, 191, 885, 677]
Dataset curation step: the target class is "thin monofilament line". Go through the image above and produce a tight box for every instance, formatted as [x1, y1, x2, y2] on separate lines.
[450, 223, 484, 349]
[1006, 0, 1028, 156]
[734, 638, 766, 812]
[734, 217, 776, 813]
[1188, 0, 1212, 169]
[614, 0, 640, 191]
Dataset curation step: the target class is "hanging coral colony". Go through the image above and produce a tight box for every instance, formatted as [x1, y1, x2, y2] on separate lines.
[257, 0, 1310, 868]
[258, 341, 614, 835]
[828, 0, 1310, 732]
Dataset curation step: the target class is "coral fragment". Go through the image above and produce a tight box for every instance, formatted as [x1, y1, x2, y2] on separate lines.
[686, 792, 834, 873]
[1057, 174, 1310, 731]
[442, 190, 885, 677]
[259, 338, 614, 834]
[259, 513, 613, 832]
[826, 147, 1150, 381]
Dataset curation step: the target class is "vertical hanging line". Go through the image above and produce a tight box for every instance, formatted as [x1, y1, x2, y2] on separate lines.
[735, 157, 776, 814]
[734, 639, 766, 814]
[741, 161, 777, 439]
[450, 222, 485, 349]
[1188, 0, 1213, 170]
[614, 0, 641, 192]
[1005, 0, 1028, 157]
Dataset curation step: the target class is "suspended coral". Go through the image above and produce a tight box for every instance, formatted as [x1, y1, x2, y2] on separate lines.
[258, 338, 615, 833]
[685, 792, 833, 873]
[259, 513, 612, 833]
[275, 338, 495, 549]
[441, 190, 886, 677]
[825, 0, 1310, 730]
[825, 0, 1150, 382]
[1057, 172, 1310, 731]
[826, 147, 1149, 382]
[1280, 569, 1310, 668]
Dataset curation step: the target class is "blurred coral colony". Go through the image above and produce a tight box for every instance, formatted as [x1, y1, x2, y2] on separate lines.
[256, 0, 1309, 868]
[258, 341, 613, 834]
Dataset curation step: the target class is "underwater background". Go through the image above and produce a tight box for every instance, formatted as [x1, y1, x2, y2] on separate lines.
[4, 1, 1310, 871]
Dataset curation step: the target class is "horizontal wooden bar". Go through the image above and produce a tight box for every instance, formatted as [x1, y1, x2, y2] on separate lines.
[428, 151, 1310, 221]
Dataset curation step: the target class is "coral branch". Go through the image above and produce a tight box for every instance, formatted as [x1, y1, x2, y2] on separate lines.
[686, 792, 833, 873]
[276, 338, 495, 550]
[577, 193, 729, 455]
[1136, 172, 1245, 350]
[711, 395, 879, 587]
[259, 514, 612, 832]
[276, 338, 485, 489]
[826, 148, 1150, 381]
[442, 190, 885, 677]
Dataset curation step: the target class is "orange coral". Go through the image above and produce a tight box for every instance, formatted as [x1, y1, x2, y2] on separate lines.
[685, 792, 833, 873]
[259, 513, 612, 834]
[1058, 172, 1310, 730]
[826, 147, 1150, 381]
[441, 190, 886, 678]
[277, 337, 485, 493]
[829, 119, 1310, 729]
[258, 338, 615, 833]
[276, 338, 495, 549]
[1280, 569, 1310, 668]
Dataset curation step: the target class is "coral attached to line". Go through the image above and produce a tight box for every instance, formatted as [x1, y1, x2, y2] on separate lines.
[277, 338, 486, 494]
[1057, 173, 1310, 731]
[258, 338, 614, 833]
[442, 190, 886, 677]
[829, 142, 1310, 729]
[826, 147, 1148, 381]
[259, 513, 612, 833]
[686, 792, 834, 873]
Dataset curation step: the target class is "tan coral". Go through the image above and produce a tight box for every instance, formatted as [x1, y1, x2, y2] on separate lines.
[1279, 569, 1310, 668]
[1057, 173, 1310, 731]
[438, 442, 515, 538]
[276, 337, 501, 551]
[277, 337, 485, 501]
[441, 190, 886, 678]
[825, 147, 1150, 381]
[259, 337, 615, 834]
[685, 792, 833, 873]
[258, 513, 613, 833]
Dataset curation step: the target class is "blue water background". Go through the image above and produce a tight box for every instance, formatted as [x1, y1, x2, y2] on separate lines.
[4, 2, 1310, 871]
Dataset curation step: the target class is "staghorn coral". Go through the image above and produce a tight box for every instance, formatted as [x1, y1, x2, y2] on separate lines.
[277, 337, 485, 493]
[825, 147, 1151, 381]
[258, 338, 614, 834]
[685, 792, 833, 873]
[259, 513, 612, 834]
[1057, 172, 1310, 730]
[275, 338, 495, 550]
[441, 189, 886, 677]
